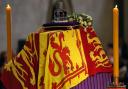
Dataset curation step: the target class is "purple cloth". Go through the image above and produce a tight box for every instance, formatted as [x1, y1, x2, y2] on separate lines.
[71, 73, 112, 89]
[43, 21, 79, 27]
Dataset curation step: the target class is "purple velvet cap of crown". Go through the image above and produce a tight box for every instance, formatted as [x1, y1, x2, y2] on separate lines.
[43, 21, 79, 27]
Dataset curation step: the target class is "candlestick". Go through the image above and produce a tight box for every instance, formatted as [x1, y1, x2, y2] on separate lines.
[107, 5, 126, 89]
[6, 4, 12, 61]
[113, 5, 119, 85]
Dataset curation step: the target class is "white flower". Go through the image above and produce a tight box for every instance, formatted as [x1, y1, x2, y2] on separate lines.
[88, 22, 92, 26]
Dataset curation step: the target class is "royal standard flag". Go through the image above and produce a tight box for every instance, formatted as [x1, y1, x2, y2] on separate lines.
[0, 26, 112, 89]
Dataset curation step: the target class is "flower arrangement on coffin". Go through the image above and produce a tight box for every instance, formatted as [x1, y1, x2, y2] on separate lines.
[67, 13, 93, 27]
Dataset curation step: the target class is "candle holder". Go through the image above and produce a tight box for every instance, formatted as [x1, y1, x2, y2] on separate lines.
[107, 84, 126, 89]
[107, 78, 126, 89]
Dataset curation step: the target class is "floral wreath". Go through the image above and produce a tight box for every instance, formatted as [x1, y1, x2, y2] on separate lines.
[67, 13, 93, 27]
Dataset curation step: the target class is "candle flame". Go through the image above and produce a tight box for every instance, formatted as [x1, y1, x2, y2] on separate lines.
[115, 5, 118, 8]
[6, 4, 11, 9]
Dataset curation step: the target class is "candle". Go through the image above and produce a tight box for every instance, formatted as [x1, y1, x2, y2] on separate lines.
[6, 4, 12, 61]
[113, 5, 119, 85]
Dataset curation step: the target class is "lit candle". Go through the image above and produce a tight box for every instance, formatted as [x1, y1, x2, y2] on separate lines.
[6, 4, 12, 61]
[113, 5, 119, 85]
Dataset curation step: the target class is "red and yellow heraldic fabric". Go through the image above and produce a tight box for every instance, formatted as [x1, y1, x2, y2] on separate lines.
[0, 27, 112, 89]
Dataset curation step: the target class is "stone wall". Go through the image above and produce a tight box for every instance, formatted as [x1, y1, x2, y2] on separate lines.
[0, 0, 113, 53]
